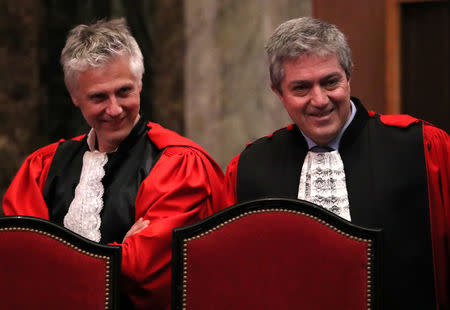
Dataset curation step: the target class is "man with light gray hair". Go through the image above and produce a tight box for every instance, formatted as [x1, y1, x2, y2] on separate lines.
[4, 18, 225, 310]
[225, 17, 449, 309]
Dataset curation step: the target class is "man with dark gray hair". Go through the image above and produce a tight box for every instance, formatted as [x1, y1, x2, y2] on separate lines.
[225, 17, 449, 309]
[3, 18, 225, 310]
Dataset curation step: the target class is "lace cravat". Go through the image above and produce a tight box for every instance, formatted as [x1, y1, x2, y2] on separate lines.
[298, 147, 351, 221]
[63, 150, 108, 242]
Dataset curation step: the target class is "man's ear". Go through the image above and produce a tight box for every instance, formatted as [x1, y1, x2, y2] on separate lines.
[271, 84, 283, 101]
[71, 95, 80, 108]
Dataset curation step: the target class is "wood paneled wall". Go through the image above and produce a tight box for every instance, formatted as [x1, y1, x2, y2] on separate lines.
[313, 0, 386, 112]
[313, 0, 448, 125]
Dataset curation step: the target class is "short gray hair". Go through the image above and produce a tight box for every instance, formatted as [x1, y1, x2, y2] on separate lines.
[266, 17, 352, 92]
[61, 18, 144, 93]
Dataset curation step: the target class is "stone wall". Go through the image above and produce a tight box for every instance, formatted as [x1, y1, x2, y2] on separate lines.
[0, 0, 185, 208]
[184, 0, 312, 168]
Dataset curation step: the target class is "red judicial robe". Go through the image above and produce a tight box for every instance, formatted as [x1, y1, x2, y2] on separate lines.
[225, 98, 449, 309]
[3, 120, 225, 310]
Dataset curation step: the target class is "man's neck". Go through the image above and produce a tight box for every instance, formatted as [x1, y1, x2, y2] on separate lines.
[87, 131, 119, 153]
[86, 115, 141, 153]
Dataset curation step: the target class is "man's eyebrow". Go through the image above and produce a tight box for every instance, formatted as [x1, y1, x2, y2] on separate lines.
[119, 82, 135, 87]
[87, 90, 105, 96]
[319, 72, 343, 81]
[287, 72, 344, 85]
[287, 79, 311, 86]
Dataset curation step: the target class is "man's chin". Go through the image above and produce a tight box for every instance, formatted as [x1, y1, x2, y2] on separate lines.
[98, 129, 131, 150]
[307, 129, 340, 146]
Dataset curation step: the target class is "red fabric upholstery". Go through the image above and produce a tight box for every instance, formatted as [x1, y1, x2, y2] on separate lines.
[0, 217, 120, 310]
[179, 207, 375, 310]
[0, 231, 106, 309]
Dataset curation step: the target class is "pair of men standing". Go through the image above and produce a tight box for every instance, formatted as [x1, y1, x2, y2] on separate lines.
[3, 17, 449, 309]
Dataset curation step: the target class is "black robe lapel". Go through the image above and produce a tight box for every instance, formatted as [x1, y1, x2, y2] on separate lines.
[237, 126, 308, 202]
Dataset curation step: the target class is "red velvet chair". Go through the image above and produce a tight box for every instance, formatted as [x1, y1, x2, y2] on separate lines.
[0, 215, 121, 310]
[172, 198, 381, 310]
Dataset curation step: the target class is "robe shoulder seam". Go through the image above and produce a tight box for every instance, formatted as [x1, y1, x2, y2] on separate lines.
[246, 124, 295, 148]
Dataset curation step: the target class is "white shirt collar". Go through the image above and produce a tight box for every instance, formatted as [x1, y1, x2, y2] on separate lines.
[86, 129, 119, 153]
[87, 128, 124, 153]
[86, 129, 97, 152]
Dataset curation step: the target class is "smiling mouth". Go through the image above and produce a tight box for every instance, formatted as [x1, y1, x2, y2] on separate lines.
[309, 108, 334, 118]
[102, 117, 126, 127]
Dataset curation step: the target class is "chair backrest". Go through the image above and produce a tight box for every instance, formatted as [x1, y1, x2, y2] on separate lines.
[172, 198, 381, 310]
[0, 215, 121, 310]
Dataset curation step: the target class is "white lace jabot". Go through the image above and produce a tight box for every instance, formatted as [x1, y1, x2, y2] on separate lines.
[63, 150, 108, 242]
[298, 150, 351, 221]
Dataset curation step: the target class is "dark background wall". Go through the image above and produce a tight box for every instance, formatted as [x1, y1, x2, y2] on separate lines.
[401, 1, 448, 132]
[0, 0, 43, 206]
[0, 0, 184, 207]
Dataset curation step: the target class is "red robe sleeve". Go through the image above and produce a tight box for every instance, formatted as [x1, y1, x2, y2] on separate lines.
[118, 146, 225, 310]
[224, 153, 240, 208]
[423, 124, 450, 309]
[2, 142, 60, 219]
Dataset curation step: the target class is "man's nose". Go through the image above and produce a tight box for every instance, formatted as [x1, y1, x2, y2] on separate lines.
[310, 86, 329, 107]
[106, 96, 123, 116]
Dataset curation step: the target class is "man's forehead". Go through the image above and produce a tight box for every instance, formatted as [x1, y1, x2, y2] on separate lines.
[76, 62, 136, 91]
[83, 79, 135, 94]
[283, 54, 345, 80]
